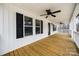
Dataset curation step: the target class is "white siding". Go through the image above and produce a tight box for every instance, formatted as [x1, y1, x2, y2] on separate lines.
[0, 4, 57, 55]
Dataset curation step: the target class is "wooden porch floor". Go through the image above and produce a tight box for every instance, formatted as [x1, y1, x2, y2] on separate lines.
[4, 33, 79, 56]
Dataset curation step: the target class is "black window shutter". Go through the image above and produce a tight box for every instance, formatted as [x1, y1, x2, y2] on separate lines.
[16, 12, 23, 39]
[41, 20, 43, 33]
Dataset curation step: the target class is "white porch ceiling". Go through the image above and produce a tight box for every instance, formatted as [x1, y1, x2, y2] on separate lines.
[13, 3, 75, 24]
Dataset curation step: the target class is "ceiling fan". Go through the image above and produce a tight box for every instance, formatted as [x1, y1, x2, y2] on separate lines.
[53, 21, 64, 24]
[40, 9, 61, 18]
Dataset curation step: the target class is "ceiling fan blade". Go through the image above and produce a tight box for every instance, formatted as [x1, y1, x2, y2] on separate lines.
[45, 16, 48, 18]
[51, 14, 56, 17]
[52, 10, 61, 14]
[40, 14, 47, 16]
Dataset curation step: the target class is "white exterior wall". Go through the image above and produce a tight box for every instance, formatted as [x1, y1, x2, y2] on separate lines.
[0, 4, 57, 55]
[69, 4, 79, 48]
[0, 4, 4, 55]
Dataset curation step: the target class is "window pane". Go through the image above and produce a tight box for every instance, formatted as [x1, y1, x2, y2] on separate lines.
[36, 27, 40, 34]
[76, 23, 79, 32]
[36, 20, 40, 26]
[25, 16, 33, 26]
[25, 27, 33, 36]
[53, 24, 56, 31]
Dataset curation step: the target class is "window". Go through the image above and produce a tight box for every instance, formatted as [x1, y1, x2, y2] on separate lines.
[76, 18, 79, 32]
[35, 19, 43, 34]
[24, 16, 33, 36]
[52, 24, 56, 31]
